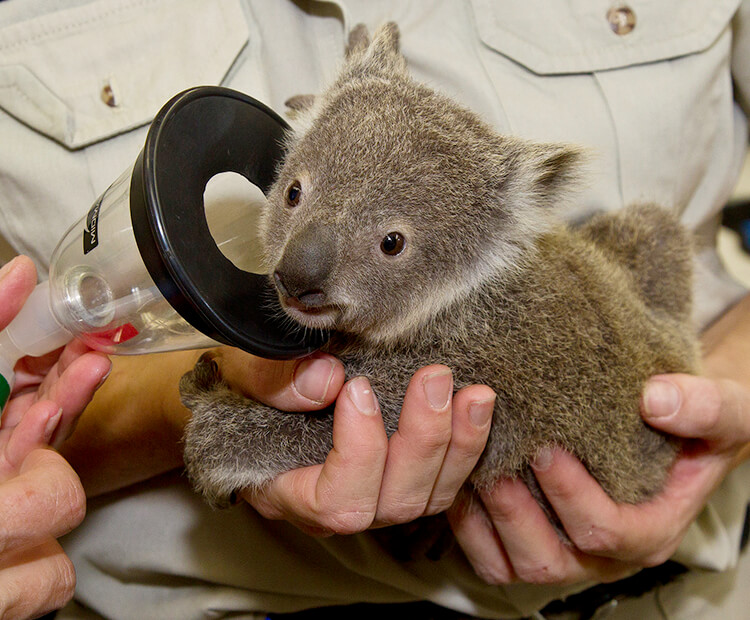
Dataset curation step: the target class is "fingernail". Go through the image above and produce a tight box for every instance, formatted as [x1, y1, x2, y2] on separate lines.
[347, 376, 377, 415]
[43, 407, 63, 444]
[293, 357, 336, 404]
[469, 395, 495, 427]
[0, 256, 19, 283]
[95, 366, 112, 391]
[423, 369, 453, 410]
[532, 446, 553, 471]
[643, 379, 681, 418]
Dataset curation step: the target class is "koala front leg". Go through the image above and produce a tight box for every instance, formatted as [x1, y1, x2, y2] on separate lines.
[179, 354, 334, 508]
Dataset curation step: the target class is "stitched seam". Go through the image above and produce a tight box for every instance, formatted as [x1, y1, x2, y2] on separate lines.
[0, 83, 59, 127]
[592, 72, 624, 207]
[0, 0, 163, 52]
[0, 0, 244, 146]
[475, 0, 738, 68]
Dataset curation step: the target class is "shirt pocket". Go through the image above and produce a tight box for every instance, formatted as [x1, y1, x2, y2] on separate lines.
[0, 0, 249, 149]
[469, 0, 742, 222]
[470, 0, 740, 76]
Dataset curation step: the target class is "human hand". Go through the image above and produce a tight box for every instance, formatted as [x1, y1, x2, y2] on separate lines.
[447, 373, 750, 586]
[0, 256, 111, 617]
[236, 362, 496, 536]
[0, 256, 111, 447]
[0, 401, 88, 618]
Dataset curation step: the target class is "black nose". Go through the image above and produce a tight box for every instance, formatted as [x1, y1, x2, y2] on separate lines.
[273, 272, 328, 308]
[274, 222, 335, 306]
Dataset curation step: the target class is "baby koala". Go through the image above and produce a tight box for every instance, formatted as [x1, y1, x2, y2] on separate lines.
[180, 23, 699, 521]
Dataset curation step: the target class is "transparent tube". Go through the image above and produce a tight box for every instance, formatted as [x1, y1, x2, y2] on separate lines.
[0, 280, 73, 408]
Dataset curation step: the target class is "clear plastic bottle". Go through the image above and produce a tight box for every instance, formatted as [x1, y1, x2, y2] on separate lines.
[0, 165, 220, 410]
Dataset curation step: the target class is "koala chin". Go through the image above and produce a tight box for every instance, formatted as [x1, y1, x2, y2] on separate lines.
[180, 23, 699, 544]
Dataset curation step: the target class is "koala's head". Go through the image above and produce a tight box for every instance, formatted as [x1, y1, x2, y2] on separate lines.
[261, 23, 582, 345]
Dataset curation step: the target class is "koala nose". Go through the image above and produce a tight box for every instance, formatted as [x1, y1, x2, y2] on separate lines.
[274, 223, 335, 307]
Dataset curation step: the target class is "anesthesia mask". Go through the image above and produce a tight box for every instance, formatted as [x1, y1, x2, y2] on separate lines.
[0, 86, 328, 409]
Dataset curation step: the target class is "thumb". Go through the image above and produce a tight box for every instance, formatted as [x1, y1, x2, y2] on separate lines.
[207, 348, 346, 412]
[641, 374, 750, 449]
[0, 256, 37, 331]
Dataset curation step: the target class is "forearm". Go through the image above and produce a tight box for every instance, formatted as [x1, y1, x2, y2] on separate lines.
[701, 292, 750, 463]
[59, 349, 205, 497]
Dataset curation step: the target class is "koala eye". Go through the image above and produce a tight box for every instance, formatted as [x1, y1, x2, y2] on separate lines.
[286, 180, 302, 206]
[380, 232, 405, 256]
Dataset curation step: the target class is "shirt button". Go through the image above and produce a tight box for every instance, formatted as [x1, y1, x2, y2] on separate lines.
[100, 82, 118, 107]
[607, 6, 636, 35]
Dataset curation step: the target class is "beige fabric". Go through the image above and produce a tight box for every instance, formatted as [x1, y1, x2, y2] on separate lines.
[0, 0, 749, 617]
[0, 0, 248, 148]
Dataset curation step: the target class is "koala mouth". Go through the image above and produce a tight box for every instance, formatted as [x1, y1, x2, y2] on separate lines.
[272, 274, 340, 329]
[279, 295, 340, 330]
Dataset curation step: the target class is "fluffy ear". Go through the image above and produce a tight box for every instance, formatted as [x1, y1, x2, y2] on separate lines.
[341, 22, 407, 79]
[285, 94, 316, 113]
[346, 23, 370, 57]
[498, 139, 585, 211]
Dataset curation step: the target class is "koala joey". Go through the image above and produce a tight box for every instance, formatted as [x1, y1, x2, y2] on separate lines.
[180, 23, 699, 529]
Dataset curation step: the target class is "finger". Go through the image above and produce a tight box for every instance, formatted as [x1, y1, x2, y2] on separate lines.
[12, 347, 67, 388]
[37, 352, 111, 447]
[642, 375, 750, 449]
[447, 488, 516, 585]
[14, 339, 94, 385]
[532, 447, 641, 560]
[373, 366, 454, 524]
[425, 385, 494, 514]
[0, 449, 86, 556]
[0, 256, 36, 330]
[3, 401, 62, 471]
[0, 539, 77, 620]
[7, 340, 106, 419]
[532, 447, 724, 564]
[0, 393, 36, 429]
[209, 348, 346, 411]
[3, 352, 111, 445]
[478, 475, 628, 585]
[244, 376, 388, 535]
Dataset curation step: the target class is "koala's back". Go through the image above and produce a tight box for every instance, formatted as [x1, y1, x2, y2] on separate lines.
[334, 203, 699, 504]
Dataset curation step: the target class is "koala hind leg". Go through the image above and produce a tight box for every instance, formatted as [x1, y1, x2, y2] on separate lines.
[579, 204, 693, 320]
[180, 354, 334, 508]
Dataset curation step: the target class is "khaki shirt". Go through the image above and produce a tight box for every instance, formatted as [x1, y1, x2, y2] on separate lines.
[1, 1, 750, 617]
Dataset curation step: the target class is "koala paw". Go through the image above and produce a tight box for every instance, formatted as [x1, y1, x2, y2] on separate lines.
[180, 351, 224, 398]
[180, 353, 335, 509]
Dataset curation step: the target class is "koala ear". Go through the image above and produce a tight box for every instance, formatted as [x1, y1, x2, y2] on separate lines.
[346, 23, 371, 57]
[285, 94, 317, 113]
[343, 22, 407, 78]
[499, 139, 585, 211]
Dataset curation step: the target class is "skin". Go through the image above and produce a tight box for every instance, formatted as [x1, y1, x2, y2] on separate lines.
[0, 256, 111, 618]
[244, 366, 496, 536]
[60, 292, 750, 587]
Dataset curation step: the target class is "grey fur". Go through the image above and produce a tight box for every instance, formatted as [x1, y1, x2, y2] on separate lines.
[181, 23, 699, 517]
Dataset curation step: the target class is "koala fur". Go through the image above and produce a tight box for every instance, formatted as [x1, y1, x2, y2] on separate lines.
[180, 24, 699, 519]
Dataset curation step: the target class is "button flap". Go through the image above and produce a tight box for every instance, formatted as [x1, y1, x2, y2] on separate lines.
[0, 0, 249, 148]
[471, 0, 741, 75]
